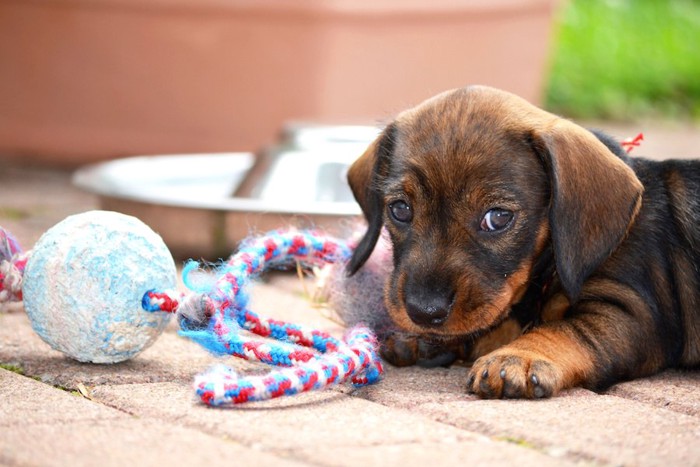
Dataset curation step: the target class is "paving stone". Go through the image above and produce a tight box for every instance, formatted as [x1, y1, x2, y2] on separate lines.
[1, 410, 301, 467]
[0, 164, 97, 248]
[0, 311, 254, 390]
[354, 364, 472, 409]
[0, 359, 303, 466]
[91, 382, 470, 449]
[90, 381, 577, 466]
[401, 388, 700, 466]
[0, 368, 126, 426]
[0, 368, 303, 466]
[298, 439, 579, 467]
[300, 437, 579, 467]
[605, 369, 700, 416]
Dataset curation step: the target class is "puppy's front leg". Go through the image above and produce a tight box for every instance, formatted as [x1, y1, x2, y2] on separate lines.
[382, 317, 524, 368]
[467, 325, 593, 398]
[467, 301, 660, 398]
[381, 332, 466, 368]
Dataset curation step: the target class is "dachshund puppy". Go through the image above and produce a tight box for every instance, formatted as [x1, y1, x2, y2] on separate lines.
[347, 85, 700, 398]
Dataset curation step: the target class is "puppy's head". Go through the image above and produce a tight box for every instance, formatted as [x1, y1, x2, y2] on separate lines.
[347, 86, 643, 337]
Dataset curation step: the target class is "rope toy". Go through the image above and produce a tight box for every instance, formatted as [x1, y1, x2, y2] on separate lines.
[0, 228, 26, 304]
[0, 210, 383, 406]
[621, 132, 644, 153]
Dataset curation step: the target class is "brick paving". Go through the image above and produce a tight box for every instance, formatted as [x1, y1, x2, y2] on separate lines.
[2, 121, 700, 466]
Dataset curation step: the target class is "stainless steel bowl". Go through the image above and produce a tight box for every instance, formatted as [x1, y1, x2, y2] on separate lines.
[73, 125, 379, 258]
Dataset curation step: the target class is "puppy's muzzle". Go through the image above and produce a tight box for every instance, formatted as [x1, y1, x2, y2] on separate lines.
[404, 285, 455, 327]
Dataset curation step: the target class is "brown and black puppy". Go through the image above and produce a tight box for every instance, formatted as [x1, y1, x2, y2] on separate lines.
[347, 85, 700, 398]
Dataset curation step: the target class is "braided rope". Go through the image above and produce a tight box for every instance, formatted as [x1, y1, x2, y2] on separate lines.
[0, 228, 29, 304]
[194, 326, 380, 405]
[0, 223, 383, 406]
[621, 132, 644, 153]
[144, 229, 384, 406]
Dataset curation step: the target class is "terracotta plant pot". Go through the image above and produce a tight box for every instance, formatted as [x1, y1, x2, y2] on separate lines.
[0, 0, 557, 165]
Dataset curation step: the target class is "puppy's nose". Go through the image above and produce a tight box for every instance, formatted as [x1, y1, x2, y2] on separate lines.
[405, 292, 454, 327]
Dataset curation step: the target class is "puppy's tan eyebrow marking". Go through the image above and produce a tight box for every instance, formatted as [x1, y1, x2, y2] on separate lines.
[404, 162, 434, 198]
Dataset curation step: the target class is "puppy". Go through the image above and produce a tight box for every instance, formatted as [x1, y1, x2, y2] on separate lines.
[346, 85, 700, 398]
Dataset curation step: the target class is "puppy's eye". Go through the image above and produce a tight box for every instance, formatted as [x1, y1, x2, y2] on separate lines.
[480, 208, 513, 232]
[388, 200, 413, 223]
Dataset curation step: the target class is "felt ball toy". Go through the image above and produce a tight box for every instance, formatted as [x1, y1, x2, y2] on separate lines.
[0, 211, 383, 406]
[22, 211, 176, 363]
[317, 227, 395, 336]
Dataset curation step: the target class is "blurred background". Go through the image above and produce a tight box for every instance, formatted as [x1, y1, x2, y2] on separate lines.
[0, 0, 554, 165]
[547, 0, 700, 121]
[1, 0, 699, 256]
[1, 0, 696, 166]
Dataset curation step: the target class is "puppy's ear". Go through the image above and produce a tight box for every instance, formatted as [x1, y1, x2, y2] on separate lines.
[346, 124, 396, 275]
[532, 120, 643, 301]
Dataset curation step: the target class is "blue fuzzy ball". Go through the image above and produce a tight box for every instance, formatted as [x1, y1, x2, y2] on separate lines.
[23, 211, 176, 363]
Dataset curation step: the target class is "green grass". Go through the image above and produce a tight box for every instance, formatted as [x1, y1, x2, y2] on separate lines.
[0, 363, 25, 374]
[546, 0, 700, 121]
[496, 436, 539, 450]
[0, 362, 42, 382]
[0, 362, 84, 395]
[0, 206, 30, 221]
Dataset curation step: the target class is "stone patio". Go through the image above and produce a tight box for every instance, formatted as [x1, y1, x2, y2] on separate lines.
[2, 121, 700, 466]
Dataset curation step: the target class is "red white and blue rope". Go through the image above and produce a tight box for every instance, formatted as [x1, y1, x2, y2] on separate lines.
[1, 225, 384, 406]
[0, 228, 28, 304]
[621, 132, 644, 153]
[193, 326, 380, 405]
[143, 229, 384, 406]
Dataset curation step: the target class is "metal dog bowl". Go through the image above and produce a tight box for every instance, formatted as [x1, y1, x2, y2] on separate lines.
[73, 125, 379, 258]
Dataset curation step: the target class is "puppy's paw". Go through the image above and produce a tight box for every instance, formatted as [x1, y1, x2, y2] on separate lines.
[466, 350, 564, 399]
[380, 332, 459, 368]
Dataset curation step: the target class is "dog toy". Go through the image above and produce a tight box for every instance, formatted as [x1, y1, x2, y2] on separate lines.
[0, 210, 383, 406]
[20, 211, 175, 363]
[621, 133, 644, 153]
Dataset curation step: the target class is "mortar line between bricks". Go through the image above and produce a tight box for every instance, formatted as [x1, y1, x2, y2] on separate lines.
[339, 393, 608, 467]
[602, 390, 700, 418]
[87, 382, 568, 464]
[1, 377, 142, 425]
[586, 385, 700, 419]
[2, 409, 312, 467]
[86, 386, 353, 467]
[61, 386, 324, 467]
[88, 396, 143, 418]
[347, 392, 606, 466]
[192, 427, 328, 466]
